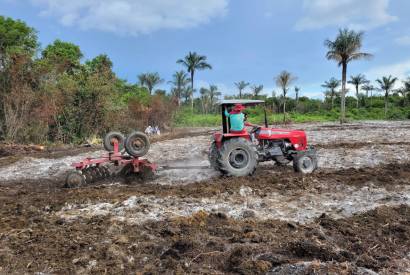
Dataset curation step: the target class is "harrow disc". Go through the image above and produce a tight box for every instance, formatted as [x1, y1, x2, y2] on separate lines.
[64, 171, 86, 188]
[139, 166, 155, 181]
[82, 167, 94, 184]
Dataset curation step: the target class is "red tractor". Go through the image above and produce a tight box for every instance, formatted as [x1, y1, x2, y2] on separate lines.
[208, 100, 317, 176]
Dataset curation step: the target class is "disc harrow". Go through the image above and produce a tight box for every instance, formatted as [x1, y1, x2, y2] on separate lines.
[64, 131, 156, 188]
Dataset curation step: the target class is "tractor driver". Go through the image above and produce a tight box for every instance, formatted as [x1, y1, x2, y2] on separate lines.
[224, 104, 256, 133]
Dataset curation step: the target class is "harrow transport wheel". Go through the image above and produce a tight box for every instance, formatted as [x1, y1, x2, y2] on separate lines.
[218, 138, 257, 177]
[103, 131, 125, 152]
[208, 142, 221, 170]
[125, 131, 150, 157]
[293, 152, 317, 174]
[64, 171, 86, 188]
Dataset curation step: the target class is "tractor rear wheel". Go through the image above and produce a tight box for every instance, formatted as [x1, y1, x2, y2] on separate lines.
[125, 131, 150, 157]
[103, 131, 125, 152]
[218, 138, 257, 177]
[293, 150, 318, 174]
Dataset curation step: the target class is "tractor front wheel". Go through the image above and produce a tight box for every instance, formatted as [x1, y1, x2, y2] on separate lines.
[218, 138, 257, 177]
[293, 149, 318, 174]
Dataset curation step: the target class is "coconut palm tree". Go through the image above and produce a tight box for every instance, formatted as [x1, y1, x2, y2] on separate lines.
[234, 81, 249, 99]
[177, 52, 212, 110]
[325, 28, 372, 123]
[321, 77, 341, 109]
[137, 72, 164, 95]
[348, 74, 369, 109]
[199, 87, 210, 114]
[376, 75, 398, 117]
[294, 86, 300, 109]
[362, 84, 375, 108]
[208, 85, 221, 112]
[275, 70, 297, 122]
[169, 70, 190, 106]
[251, 85, 263, 98]
[400, 78, 410, 106]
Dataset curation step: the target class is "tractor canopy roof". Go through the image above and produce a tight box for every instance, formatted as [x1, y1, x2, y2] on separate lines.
[219, 99, 265, 107]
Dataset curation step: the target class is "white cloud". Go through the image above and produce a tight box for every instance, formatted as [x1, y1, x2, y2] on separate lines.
[295, 0, 396, 31]
[365, 59, 410, 85]
[395, 35, 410, 46]
[31, 0, 228, 35]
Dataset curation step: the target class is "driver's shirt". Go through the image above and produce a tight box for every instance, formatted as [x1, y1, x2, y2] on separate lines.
[224, 110, 245, 131]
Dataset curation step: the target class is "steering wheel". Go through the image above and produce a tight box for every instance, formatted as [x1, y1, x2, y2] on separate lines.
[250, 125, 261, 134]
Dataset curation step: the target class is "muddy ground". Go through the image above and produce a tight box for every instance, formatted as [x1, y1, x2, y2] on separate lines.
[0, 121, 410, 274]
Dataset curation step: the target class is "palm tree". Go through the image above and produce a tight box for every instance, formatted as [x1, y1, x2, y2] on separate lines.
[208, 85, 221, 112]
[251, 85, 263, 98]
[376, 75, 398, 117]
[321, 77, 341, 109]
[137, 72, 164, 94]
[348, 74, 369, 109]
[325, 28, 372, 123]
[362, 84, 375, 108]
[169, 70, 190, 106]
[294, 86, 300, 109]
[199, 87, 210, 114]
[234, 81, 249, 99]
[182, 87, 193, 103]
[275, 70, 297, 122]
[177, 52, 212, 110]
[401, 78, 410, 106]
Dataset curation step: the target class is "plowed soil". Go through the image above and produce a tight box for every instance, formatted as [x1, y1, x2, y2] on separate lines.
[0, 121, 410, 274]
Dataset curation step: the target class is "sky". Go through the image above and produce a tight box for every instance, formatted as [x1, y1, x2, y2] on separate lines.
[2, 0, 410, 98]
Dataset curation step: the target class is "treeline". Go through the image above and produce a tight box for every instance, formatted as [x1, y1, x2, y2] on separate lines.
[1, 16, 410, 144]
[0, 16, 175, 143]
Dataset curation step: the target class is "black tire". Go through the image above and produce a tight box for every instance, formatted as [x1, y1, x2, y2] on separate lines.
[125, 131, 150, 157]
[293, 150, 318, 174]
[218, 138, 258, 177]
[103, 131, 125, 152]
[208, 142, 221, 170]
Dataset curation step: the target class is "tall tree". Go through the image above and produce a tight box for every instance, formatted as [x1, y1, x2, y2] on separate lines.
[199, 87, 210, 114]
[362, 83, 375, 107]
[177, 52, 212, 111]
[169, 70, 190, 106]
[137, 72, 163, 95]
[376, 75, 398, 117]
[208, 85, 221, 112]
[275, 70, 297, 122]
[0, 16, 38, 70]
[348, 74, 368, 108]
[321, 77, 340, 109]
[0, 16, 38, 140]
[42, 39, 83, 73]
[294, 86, 300, 109]
[325, 28, 372, 123]
[234, 81, 249, 99]
[251, 85, 263, 98]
